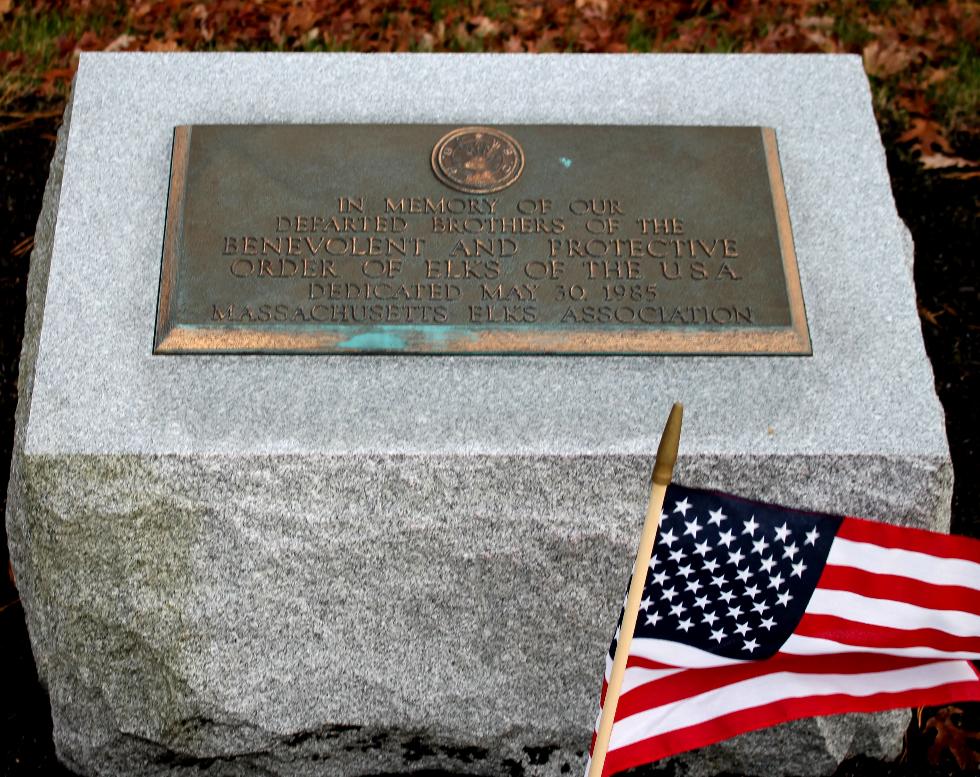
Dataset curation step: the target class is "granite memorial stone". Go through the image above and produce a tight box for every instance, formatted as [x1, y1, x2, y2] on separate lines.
[7, 53, 950, 776]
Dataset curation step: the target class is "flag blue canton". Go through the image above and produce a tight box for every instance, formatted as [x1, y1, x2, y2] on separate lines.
[624, 484, 842, 661]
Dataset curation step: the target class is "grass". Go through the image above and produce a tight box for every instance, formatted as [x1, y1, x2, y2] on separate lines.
[0, 8, 103, 105]
[831, 13, 873, 49]
[626, 17, 654, 53]
[431, 0, 462, 23]
[935, 42, 980, 139]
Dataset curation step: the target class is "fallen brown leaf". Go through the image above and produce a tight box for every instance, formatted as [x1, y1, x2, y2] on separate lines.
[898, 117, 954, 154]
[919, 306, 942, 327]
[920, 153, 980, 170]
[104, 33, 137, 52]
[924, 706, 980, 770]
[144, 38, 182, 52]
[863, 39, 913, 77]
[896, 92, 931, 117]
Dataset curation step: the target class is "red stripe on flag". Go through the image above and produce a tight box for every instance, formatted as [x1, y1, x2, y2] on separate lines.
[601, 678, 980, 776]
[837, 516, 980, 562]
[614, 653, 933, 721]
[604, 655, 689, 685]
[796, 613, 980, 655]
[627, 655, 676, 671]
[817, 565, 980, 616]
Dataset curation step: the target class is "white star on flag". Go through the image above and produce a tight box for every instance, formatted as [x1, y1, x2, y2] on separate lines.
[707, 508, 727, 527]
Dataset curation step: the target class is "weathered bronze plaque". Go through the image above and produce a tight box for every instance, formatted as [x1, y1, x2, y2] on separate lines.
[155, 125, 810, 354]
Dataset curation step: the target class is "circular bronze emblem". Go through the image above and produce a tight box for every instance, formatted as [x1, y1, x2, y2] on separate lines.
[431, 126, 525, 194]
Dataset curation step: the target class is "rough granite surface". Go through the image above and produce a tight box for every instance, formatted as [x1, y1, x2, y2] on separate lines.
[7, 53, 948, 777]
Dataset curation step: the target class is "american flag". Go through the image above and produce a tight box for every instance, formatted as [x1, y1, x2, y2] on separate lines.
[589, 483, 980, 776]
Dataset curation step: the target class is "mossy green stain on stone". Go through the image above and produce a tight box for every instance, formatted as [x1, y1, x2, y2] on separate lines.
[18, 454, 202, 742]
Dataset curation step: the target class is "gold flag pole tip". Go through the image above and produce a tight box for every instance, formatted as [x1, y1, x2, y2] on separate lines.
[652, 402, 683, 486]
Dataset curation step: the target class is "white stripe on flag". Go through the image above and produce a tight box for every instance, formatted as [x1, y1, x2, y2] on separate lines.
[603, 653, 685, 691]
[806, 588, 980, 637]
[828, 538, 980, 590]
[781, 634, 980, 661]
[629, 637, 747, 668]
[608, 661, 977, 751]
[622, 666, 685, 694]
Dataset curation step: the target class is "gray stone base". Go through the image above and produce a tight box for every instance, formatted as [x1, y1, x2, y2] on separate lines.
[50, 710, 910, 777]
[7, 53, 949, 776]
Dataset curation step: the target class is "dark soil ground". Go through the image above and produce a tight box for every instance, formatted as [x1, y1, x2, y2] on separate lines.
[1, 107, 977, 775]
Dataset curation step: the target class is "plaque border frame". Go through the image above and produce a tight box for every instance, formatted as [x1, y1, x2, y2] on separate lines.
[154, 126, 812, 356]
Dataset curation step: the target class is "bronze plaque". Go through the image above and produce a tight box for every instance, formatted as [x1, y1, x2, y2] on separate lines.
[155, 124, 810, 355]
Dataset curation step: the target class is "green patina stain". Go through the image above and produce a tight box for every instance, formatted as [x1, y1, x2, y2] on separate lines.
[336, 326, 464, 350]
[337, 331, 407, 350]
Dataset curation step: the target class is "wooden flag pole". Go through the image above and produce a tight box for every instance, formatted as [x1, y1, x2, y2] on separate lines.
[587, 402, 683, 777]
